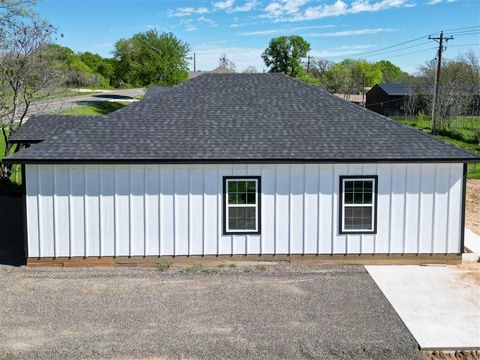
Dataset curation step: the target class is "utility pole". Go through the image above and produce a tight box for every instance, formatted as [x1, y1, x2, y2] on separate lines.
[428, 31, 453, 134]
[362, 73, 366, 107]
[187, 52, 197, 72]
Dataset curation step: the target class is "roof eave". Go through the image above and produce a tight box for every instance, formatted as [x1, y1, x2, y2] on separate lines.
[4, 157, 480, 165]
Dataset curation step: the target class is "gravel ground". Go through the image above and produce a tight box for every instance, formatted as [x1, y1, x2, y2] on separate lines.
[0, 264, 421, 360]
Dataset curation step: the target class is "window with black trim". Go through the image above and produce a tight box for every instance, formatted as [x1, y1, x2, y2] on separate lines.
[339, 176, 378, 234]
[223, 176, 261, 235]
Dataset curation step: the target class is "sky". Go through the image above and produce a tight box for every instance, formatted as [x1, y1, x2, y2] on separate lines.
[37, 0, 480, 73]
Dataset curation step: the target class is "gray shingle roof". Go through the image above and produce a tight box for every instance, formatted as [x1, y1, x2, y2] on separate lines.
[377, 83, 412, 96]
[6, 73, 479, 163]
[143, 86, 173, 100]
[9, 115, 97, 143]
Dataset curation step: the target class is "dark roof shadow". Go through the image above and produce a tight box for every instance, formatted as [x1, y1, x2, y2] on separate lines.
[92, 94, 133, 100]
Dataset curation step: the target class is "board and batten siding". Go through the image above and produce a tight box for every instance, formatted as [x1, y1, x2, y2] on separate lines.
[25, 163, 464, 258]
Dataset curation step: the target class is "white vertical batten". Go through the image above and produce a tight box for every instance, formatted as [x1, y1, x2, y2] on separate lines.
[25, 163, 464, 257]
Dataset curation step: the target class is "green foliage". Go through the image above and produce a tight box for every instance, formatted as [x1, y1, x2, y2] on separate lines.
[262, 35, 310, 77]
[113, 30, 189, 87]
[297, 72, 321, 86]
[47, 45, 115, 88]
[80, 52, 115, 87]
[157, 263, 171, 272]
[393, 115, 480, 179]
[375, 60, 402, 81]
[330, 59, 383, 88]
[0, 127, 22, 193]
[57, 101, 128, 115]
[300, 56, 406, 90]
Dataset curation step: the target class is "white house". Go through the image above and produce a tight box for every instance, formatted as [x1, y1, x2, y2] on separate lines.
[7, 74, 479, 265]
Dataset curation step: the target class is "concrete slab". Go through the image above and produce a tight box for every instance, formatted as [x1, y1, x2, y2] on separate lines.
[465, 227, 480, 253]
[366, 264, 480, 351]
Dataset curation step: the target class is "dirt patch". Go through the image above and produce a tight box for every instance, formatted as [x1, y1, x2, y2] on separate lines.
[466, 180, 480, 236]
[423, 351, 480, 360]
[449, 263, 480, 286]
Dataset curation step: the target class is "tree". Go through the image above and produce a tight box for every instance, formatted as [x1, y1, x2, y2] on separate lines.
[261, 35, 310, 77]
[80, 51, 114, 87]
[114, 30, 189, 87]
[0, 18, 64, 179]
[376, 60, 402, 82]
[325, 59, 383, 94]
[242, 65, 258, 73]
[417, 52, 480, 128]
[0, 0, 35, 26]
[304, 57, 333, 86]
[218, 53, 236, 72]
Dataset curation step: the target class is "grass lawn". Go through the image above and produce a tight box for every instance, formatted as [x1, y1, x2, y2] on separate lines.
[57, 101, 129, 115]
[392, 115, 480, 179]
[44, 89, 101, 101]
[393, 115, 479, 143]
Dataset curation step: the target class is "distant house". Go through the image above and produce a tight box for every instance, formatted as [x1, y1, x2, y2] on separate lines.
[6, 74, 479, 265]
[188, 65, 234, 79]
[333, 93, 365, 106]
[367, 83, 480, 117]
[365, 83, 412, 116]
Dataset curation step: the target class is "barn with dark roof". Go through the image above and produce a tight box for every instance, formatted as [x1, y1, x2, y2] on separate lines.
[6, 74, 479, 265]
[365, 83, 413, 116]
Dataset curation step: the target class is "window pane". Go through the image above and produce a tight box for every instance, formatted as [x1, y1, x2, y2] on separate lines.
[228, 193, 237, 204]
[353, 193, 363, 204]
[345, 192, 354, 204]
[345, 181, 354, 192]
[237, 193, 247, 204]
[245, 207, 255, 218]
[247, 181, 256, 192]
[247, 193, 256, 204]
[354, 181, 364, 192]
[228, 181, 237, 193]
[364, 181, 373, 192]
[228, 206, 256, 231]
[229, 217, 237, 231]
[230, 207, 239, 218]
[245, 218, 256, 230]
[344, 206, 372, 230]
[364, 192, 372, 204]
[362, 207, 372, 226]
[238, 181, 246, 192]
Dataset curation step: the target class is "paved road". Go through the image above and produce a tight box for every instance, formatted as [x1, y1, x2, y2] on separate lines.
[27, 88, 145, 117]
[0, 264, 421, 359]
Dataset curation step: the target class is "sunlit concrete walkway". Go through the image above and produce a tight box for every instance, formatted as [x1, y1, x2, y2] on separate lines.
[366, 264, 480, 351]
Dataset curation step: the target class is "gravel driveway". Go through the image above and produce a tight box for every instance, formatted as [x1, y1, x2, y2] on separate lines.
[0, 264, 421, 359]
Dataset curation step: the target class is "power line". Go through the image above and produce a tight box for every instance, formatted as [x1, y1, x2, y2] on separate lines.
[361, 41, 432, 58]
[442, 25, 480, 32]
[452, 32, 480, 37]
[447, 43, 480, 48]
[351, 35, 427, 57]
[347, 26, 479, 59]
[375, 46, 437, 59]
